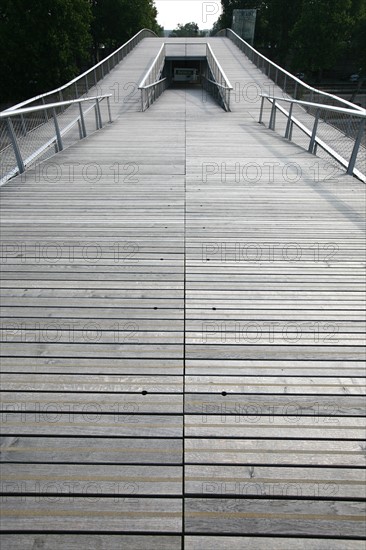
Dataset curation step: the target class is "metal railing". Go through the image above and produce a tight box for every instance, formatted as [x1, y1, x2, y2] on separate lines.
[139, 41, 233, 112]
[259, 94, 366, 182]
[0, 28, 156, 184]
[217, 28, 365, 178]
[0, 95, 112, 185]
[205, 43, 233, 111]
[139, 44, 167, 111]
[217, 28, 364, 113]
[5, 29, 157, 112]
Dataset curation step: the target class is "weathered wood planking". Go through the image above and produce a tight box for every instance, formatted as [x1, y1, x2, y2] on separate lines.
[1, 35, 365, 548]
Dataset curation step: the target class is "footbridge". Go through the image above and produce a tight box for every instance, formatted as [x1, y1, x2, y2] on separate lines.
[0, 29, 365, 549]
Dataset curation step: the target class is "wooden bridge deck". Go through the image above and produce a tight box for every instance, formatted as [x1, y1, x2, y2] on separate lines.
[0, 37, 365, 549]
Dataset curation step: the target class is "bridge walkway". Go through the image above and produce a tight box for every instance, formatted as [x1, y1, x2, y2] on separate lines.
[0, 36, 365, 549]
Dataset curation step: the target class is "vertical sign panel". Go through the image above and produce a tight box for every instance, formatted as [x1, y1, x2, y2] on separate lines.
[232, 9, 257, 45]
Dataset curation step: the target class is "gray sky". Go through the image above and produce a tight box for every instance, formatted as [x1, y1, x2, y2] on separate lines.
[155, 0, 222, 30]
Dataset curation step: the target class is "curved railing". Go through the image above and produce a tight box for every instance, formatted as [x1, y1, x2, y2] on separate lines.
[138, 41, 233, 112]
[259, 94, 366, 182]
[0, 29, 157, 184]
[217, 28, 365, 178]
[139, 44, 167, 111]
[205, 43, 233, 111]
[5, 29, 157, 112]
[0, 96, 112, 185]
[217, 29, 364, 113]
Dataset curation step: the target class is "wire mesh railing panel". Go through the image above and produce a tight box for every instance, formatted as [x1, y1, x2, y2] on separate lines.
[219, 28, 362, 113]
[260, 95, 365, 179]
[0, 96, 112, 185]
[218, 28, 365, 178]
[0, 121, 17, 181]
[206, 45, 232, 111]
[1, 29, 156, 183]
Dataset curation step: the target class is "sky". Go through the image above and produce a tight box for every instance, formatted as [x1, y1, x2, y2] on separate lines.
[155, 0, 222, 30]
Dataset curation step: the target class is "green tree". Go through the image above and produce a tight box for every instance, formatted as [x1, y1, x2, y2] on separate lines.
[291, 0, 353, 80]
[169, 22, 200, 37]
[91, 0, 161, 56]
[348, 0, 366, 101]
[0, 0, 92, 103]
[349, 0, 366, 71]
[260, 0, 303, 64]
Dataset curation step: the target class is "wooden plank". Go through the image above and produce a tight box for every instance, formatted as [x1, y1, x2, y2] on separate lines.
[185, 438, 366, 467]
[0, 437, 182, 464]
[184, 537, 366, 549]
[185, 464, 365, 499]
[0, 535, 182, 550]
[1, 414, 183, 437]
[185, 498, 366, 537]
[1, 392, 184, 414]
[1, 497, 182, 532]
[1, 463, 182, 495]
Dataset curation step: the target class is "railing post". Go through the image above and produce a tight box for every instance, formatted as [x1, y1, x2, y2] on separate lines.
[269, 99, 277, 130]
[285, 102, 294, 139]
[107, 97, 112, 123]
[77, 119, 83, 140]
[259, 96, 265, 124]
[95, 99, 102, 129]
[20, 114, 27, 136]
[308, 108, 320, 154]
[347, 118, 365, 176]
[52, 108, 63, 151]
[42, 97, 49, 121]
[6, 117, 25, 174]
[78, 102, 87, 138]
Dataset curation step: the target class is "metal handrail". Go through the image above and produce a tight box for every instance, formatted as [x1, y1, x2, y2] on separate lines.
[138, 44, 166, 89]
[206, 44, 233, 91]
[206, 43, 233, 111]
[202, 77, 232, 90]
[217, 28, 364, 113]
[259, 94, 365, 181]
[1, 28, 157, 185]
[142, 78, 167, 90]
[0, 95, 112, 118]
[138, 43, 167, 111]
[1, 95, 112, 185]
[259, 94, 366, 117]
[138, 41, 233, 112]
[5, 29, 157, 112]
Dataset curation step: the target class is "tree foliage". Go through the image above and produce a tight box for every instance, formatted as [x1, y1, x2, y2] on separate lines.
[0, 0, 161, 104]
[169, 22, 200, 37]
[291, 0, 353, 77]
[213, 0, 366, 78]
[91, 0, 162, 54]
[0, 0, 92, 102]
